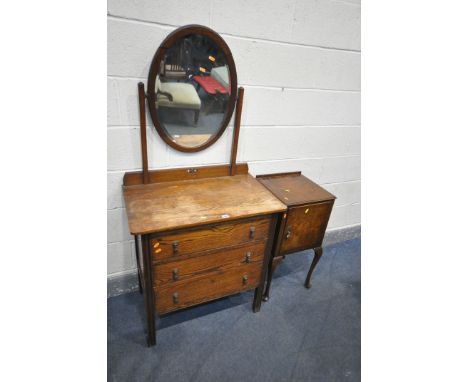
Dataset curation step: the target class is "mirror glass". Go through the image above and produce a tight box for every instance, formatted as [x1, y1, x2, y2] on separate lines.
[153, 33, 232, 148]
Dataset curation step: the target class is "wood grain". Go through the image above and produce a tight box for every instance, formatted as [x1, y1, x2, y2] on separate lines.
[123, 163, 249, 186]
[280, 201, 334, 254]
[153, 241, 266, 287]
[258, 173, 336, 300]
[124, 174, 286, 235]
[257, 172, 335, 207]
[150, 216, 270, 262]
[229, 87, 244, 175]
[155, 262, 262, 314]
[138, 83, 149, 184]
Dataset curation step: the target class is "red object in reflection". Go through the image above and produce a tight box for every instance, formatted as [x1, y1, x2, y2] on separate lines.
[193, 75, 229, 95]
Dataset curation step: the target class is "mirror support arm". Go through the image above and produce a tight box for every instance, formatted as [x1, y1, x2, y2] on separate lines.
[229, 87, 244, 176]
[138, 82, 150, 184]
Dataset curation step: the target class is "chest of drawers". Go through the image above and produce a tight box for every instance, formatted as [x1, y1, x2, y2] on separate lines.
[123, 165, 286, 346]
[256, 172, 336, 300]
[150, 216, 272, 314]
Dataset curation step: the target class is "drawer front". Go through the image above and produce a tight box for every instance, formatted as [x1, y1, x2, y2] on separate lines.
[280, 201, 333, 254]
[153, 241, 266, 288]
[150, 216, 271, 262]
[155, 262, 263, 314]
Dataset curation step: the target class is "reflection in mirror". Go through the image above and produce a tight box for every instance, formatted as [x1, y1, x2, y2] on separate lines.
[154, 33, 231, 148]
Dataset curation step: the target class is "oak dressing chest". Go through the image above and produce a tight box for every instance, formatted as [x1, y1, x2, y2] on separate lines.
[122, 25, 286, 346]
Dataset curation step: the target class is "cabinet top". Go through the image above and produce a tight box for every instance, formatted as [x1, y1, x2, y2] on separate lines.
[256, 172, 336, 207]
[123, 174, 286, 235]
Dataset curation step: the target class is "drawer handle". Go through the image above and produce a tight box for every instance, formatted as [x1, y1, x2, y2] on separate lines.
[173, 292, 179, 304]
[172, 268, 179, 281]
[242, 275, 248, 285]
[285, 227, 292, 240]
[172, 241, 179, 254]
[249, 226, 255, 239]
[245, 252, 252, 263]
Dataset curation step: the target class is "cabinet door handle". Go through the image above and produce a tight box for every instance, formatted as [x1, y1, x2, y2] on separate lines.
[173, 292, 179, 304]
[285, 227, 292, 240]
[242, 275, 248, 285]
[245, 252, 252, 263]
[172, 241, 179, 254]
[172, 268, 179, 281]
[249, 226, 255, 239]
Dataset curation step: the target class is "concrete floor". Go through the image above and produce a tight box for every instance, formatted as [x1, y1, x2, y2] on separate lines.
[108, 238, 361, 382]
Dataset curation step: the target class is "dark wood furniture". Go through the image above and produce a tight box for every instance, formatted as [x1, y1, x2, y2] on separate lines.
[256, 172, 336, 301]
[123, 26, 287, 346]
[160, 48, 187, 81]
[124, 167, 285, 346]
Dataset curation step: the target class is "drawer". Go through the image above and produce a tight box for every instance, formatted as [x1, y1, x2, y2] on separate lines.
[150, 216, 272, 262]
[153, 241, 266, 288]
[280, 201, 333, 254]
[155, 262, 263, 314]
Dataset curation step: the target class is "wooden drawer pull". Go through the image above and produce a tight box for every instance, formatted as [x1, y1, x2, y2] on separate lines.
[172, 241, 179, 254]
[249, 226, 255, 239]
[173, 292, 179, 304]
[245, 252, 252, 263]
[172, 268, 179, 281]
[242, 275, 248, 285]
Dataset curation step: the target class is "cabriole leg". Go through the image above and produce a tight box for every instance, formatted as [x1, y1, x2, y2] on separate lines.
[305, 247, 323, 289]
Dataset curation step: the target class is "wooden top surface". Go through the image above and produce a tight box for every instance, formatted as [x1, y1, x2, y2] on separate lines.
[123, 174, 287, 235]
[257, 172, 336, 207]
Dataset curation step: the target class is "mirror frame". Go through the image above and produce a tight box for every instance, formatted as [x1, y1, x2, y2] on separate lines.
[147, 25, 238, 153]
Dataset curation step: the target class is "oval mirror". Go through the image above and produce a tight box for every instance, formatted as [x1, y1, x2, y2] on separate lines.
[147, 25, 238, 152]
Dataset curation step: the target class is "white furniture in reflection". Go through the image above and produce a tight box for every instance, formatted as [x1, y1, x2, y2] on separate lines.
[155, 77, 201, 125]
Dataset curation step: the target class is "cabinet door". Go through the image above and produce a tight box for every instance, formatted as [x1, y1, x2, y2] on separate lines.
[280, 201, 333, 254]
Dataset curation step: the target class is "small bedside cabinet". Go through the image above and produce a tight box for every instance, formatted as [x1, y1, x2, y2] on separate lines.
[256, 172, 336, 300]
